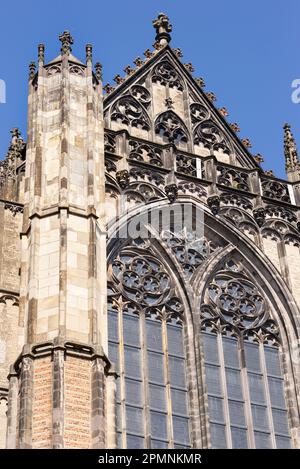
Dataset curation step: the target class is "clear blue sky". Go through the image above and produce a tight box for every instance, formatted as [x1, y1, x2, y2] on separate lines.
[0, 0, 299, 178]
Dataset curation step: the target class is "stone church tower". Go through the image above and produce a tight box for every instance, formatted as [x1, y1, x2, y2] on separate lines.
[0, 14, 300, 449]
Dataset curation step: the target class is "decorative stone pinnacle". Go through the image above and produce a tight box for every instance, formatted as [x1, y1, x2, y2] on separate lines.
[284, 123, 299, 171]
[38, 44, 45, 64]
[152, 13, 172, 46]
[133, 57, 144, 67]
[143, 48, 154, 59]
[230, 122, 240, 133]
[10, 128, 21, 141]
[195, 77, 205, 88]
[241, 138, 252, 148]
[86, 44, 92, 63]
[219, 107, 229, 117]
[124, 65, 134, 76]
[184, 63, 195, 72]
[172, 48, 183, 58]
[29, 61, 36, 80]
[59, 30, 73, 55]
[103, 83, 114, 94]
[114, 74, 125, 85]
[264, 170, 274, 177]
[254, 153, 264, 163]
[95, 62, 102, 81]
[206, 92, 216, 102]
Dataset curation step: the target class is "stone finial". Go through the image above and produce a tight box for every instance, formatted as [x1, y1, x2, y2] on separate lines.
[219, 107, 229, 117]
[195, 77, 205, 88]
[103, 83, 114, 94]
[284, 123, 299, 172]
[114, 74, 124, 85]
[59, 30, 74, 55]
[133, 57, 144, 67]
[29, 62, 36, 80]
[241, 138, 252, 148]
[124, 65, 134, 76]
[95, 62, 102, 81]
[38, 44, 45, 65]
[230, 122, 240, 133]
[264, 170, 274, 177]
[184, 63, 195, 72]
[206, 92, 216, 102]
[254, 153, 264, 163]
[86, 44, 92, 64]
[143, 48, 154, 59]
[172, 48, 183, 58]
[152, 13, 172, 46]
[10, 128, 21, 142]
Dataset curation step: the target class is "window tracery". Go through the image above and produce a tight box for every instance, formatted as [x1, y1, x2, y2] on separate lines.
[194, 120, 232, 155]
[261, 179, 290, 203]
[107, 239, 190, 449]
[217, 166, 249, 191]
[200, 260, 291, 448]
[152, 60, 184, 90]
[129, 140, 163, 167]
[155, 111, 189, 144]
[111, 96, 150, 130]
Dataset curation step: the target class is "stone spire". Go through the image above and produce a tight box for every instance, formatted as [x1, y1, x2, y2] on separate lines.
[284, 123, 300, 182]
[152, 13, 172, 46]
[59, 30, 73, 55]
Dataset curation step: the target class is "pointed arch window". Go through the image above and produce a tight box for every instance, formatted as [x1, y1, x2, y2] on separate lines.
[201, 260, 292, 449]
[107, 239, 191, 448]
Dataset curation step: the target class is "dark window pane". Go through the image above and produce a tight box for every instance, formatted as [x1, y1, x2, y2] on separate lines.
[123, 314, 140, 347]
[272, 408, 290, 435]
[151, 439, 168, 449]
[202, 333, 219, 364]
[254, 431, 272, 449]
[223, 337, 240, 369]
[150, 411, 168, 440]
[167, 324, 184, 357]
[264, 346, 282, 377]
[228, 400, 245, 427]
[108, 312, 118, 342]
[169, 356, 186, 388]
[210, 423, 227, 448]
[276, 436, 291, 449]
[268, 377, 286, 408]
[251, 405, 269, 432]
[146, 320, 162, 351]
[108, 342, 119, 372]
[244, 342, 261, 373]
[208, 396, 224, 423]
[117, 432, 122, 449]
[124, 346, 141, 379]
[171, 388, 188, 415]
[248, 373, 265, 404]
[173, 416, 190, 445]
[126, 406, 144, 434]
[225, 368, 243, 400]
[148, 351, 164, 383]
[205, 364, 222, 396]
[231, 427, 248, 449]
[127, 434, 144, 449]
[125, 379, 142, 406]
[149, 384, 166, 411]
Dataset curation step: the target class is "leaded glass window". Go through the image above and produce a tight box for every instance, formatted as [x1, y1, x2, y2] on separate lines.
[107, 239, 191, 448]
[201, 260, 292, 449]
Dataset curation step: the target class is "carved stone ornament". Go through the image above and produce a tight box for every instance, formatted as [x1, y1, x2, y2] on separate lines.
[152, 13, 172, 46]
[59, 30, 74, 55]
[165, 183, 178, 203]
[207, 195, 220, 215]
[155, 111, 188, 144]
[111, 96, 150, 130]
[152, 60, 184, 90]
[116, 170, 130, 190]
[194, 120, 232, 155]
[108, 239, 184, 323]
[253, 207, 266, 227]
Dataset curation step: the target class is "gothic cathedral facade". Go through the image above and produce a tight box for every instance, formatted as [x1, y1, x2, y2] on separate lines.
[0, 14, 300, 449]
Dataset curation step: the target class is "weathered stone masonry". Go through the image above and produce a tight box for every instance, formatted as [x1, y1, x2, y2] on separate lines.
[0, 14, 300, 448]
